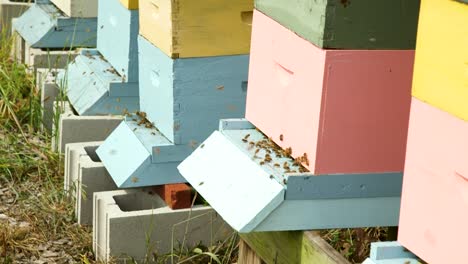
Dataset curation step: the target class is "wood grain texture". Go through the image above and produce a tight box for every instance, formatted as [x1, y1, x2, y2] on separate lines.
[240, 231, 350, 264]
[255, 0, 420, 49]
[50, 0, 97, 17]
[139, 0, 253, 58]
[398, 98, 468, 264]
[411, 0, 468, 121]
[238, 240, 264, 264]
[120, 0, 139, 9]
[12, 0, 97, 48]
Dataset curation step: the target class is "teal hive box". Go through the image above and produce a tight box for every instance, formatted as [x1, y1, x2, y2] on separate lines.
[255, 0, 420, 49]
[62, 50, 139, 116]
[97, 0, 139, 82]
[177, 119, 402, 232]
[12, 0, 96, 48]
[96, 36, 249, 188]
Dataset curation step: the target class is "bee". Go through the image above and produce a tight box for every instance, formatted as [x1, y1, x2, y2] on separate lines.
[189, 140, 198, 149]
[131, 176, 139, 183]
[200, 144, 205, 149]
[199, 182, 204, 186]
[282, 179, 287, 185]
[151, 132, 156, 135]
[145, 123, 153, 128]
[137, 111, 147, 118]
[279, 134, 284, 141]
[82, 71, 86, 75]
[243, 134, 250, 140]
[216, 85, 225, 91]
[93, 81, 96, 85]
[100, 25, 104, 29]
[260, 161, 265, 165]
[116, 98, 121, 103]
[269, 175, 274, 179]
[255, 149, 260, 155]
[242, 138, 248, 143]
[274, 163, 280, 168]
[285, 147, 292, 156]
[133, 128, 137, 131]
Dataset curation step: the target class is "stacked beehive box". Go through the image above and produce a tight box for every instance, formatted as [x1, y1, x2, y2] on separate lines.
[178, 0, 420, 232]
[12, 0, 97, 52]
[96, 0, 254, 188]
[398, 1, 468, 263]
[61, 0, 139, 116]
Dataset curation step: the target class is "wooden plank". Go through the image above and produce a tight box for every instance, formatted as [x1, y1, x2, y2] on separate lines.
[240, 231, 350, 264]
[238, 240, 264, 264]
[50, 0, 98, 17]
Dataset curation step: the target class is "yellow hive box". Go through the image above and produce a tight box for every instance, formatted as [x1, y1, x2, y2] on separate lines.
[120, 0, 138, 9]
[412, 0, 468, 121]
[139, 0, 253, 58]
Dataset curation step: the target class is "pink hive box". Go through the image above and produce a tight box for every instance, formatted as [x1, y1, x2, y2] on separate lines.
[245, 10, 415, 175]
[398, 98, 468, 264]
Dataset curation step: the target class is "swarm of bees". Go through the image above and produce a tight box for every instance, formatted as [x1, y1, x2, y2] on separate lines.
[241, 133, 309, 173]
[134, 111, 154, 129]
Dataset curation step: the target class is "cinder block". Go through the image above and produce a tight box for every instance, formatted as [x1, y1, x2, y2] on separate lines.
[246, 10, 414, 175]
[53, 102, 123, 153]
[139, 0, 253, 58]
[97, 0, 139, 81]
[152, 184, 192, 210]
[398, 98, 468, 264]
[0, 0, 31, 37]
[411, 0, 468, 121]
[50, 0, 98, 18]
[93, 189, 232, 263]
[12, 0, 97, 48]
[362, 242, 421, 264]
[36, 68, 63, 132]
[255, 0, 420, 49]
[13, 33, 79, 71]
[64, 141, 117, 225]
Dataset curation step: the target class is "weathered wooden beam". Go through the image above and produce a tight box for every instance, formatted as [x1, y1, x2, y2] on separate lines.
[239, 231, 349, 264]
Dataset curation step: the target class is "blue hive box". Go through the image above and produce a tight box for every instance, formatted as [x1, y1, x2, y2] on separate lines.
[63, 50, 139, 115]
[12, 0, 97, 48]
[97, 0, 139, 82]
[97, 36, 249, 188]
[63, 0, 139, 116]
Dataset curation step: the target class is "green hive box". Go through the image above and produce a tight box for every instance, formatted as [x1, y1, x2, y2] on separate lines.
[255, 0, 420, 49]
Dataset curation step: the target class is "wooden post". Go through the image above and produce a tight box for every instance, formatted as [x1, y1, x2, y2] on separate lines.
[238, 240, 264, 264]
[239, 231, 350, 264]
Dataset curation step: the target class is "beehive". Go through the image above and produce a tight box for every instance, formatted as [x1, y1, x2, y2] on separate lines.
[50, 0, 98, 17]
[97, 0, 139, 82]
[255, 0, 420, 49]
[95, 36, 249, 187]
[411, 0, 468, 121]
[12, 0, 97, 48]
[246, 11, 414, 175]
[138, 0, 253, 58]
[138, 35, 248, 144]
[398, 98, 468, 264]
